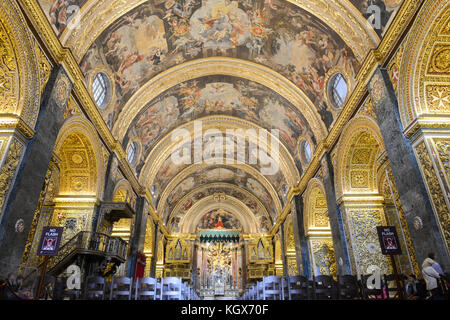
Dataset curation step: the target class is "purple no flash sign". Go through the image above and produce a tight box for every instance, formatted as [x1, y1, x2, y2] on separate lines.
[376, 226, 402, 255]
[37, 226, 63, 256]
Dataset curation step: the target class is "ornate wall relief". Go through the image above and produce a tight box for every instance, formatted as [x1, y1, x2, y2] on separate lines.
[398, 1, 450, 126]
[310, 238, 336, 278]
[345, 208, 391, 276]
[0, 18, 19, 114]
[382, 166, 419, 276]
[415, 140, 450, 251]
[0, 138, 24, 216]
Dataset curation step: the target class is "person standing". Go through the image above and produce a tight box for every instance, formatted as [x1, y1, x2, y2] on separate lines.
[422, 257, 443, 300]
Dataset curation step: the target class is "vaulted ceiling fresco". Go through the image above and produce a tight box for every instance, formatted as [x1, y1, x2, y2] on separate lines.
[77, 0, 361, 130]
[348, 0, 404, 37]
[122, 75, 316, 174]
[36, 0, 407, 234]
[159, 165, 280, 218]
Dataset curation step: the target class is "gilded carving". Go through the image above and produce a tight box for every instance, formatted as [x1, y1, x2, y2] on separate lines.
[0, 18, 18, 114]
[346, 208, 391, 275]
[350, 170, 369, 188]
[416, 141, 450, 250]
[20, 164, 54, 274]
[425, 85, 450, 112]
[398, 1, 450, 126]
[166, 237, 191, 263]
[52, 72, 72, 109]
[368, 73, 385, 106]
[0, 138, 24, 212]
[385, 166, 420, 275]
[435, 140, 450, 183]
[427, 44, 450, 74]
[58, 132, 98, 195]
[311, 239, 336, 279]
[287, 222, 295, 251]
[35, 41, 51, 94]
[304, 181, 330, 231]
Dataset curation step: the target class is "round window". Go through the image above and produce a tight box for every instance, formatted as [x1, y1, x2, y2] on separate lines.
[92, 73, 110, 109]
[328, 73, 348, 109]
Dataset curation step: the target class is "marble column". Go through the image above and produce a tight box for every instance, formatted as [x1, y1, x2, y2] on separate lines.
[0, 65, 72, 276]
[91, 154, 119, 232]
[368, 67, 450, 269]
[126, 196, 148, 278]
[321, 153, 353, 275]
[280, 222, 289, 276]
[149, 223, 161, 277]
[291, 195, 312, 278]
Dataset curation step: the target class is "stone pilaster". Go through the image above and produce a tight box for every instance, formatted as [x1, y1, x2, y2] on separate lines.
[368, 67, 450, 269]
[279, 222, 288, 277]
[126, 196, 148, 278]
[0, 65, 72, 276]
[321, 153, 353, 275]
[291, 195, 312, 278]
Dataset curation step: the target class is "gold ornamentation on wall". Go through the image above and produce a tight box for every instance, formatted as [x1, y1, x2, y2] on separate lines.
[287, 257, 298, 276]
[350, 170, 370, 188]
[427, 44, 450, 74]
[35, 40, 51, 94]
[304, 180, 330, 232]
[310, 239, 336, 279]
[58, 132, 97, 195]
[368, 73, 384, 106]
[287, 223, 295, 251]
[165, 237, 191, 263]
[63, 97, 82, 122]
[425, 85, 450, 112]
[385, 166, 420, 276]
[346, 208, 391, 276]
[0, 138, 23, 212]
[20, 163, 55, 274]
[435, 140, 450, 183]
[0, 18, 18, 114]
[398, 1, 450, 126]
[357, 98, 377, 120]
[416, 141, 450, 250]
[248, 236, 273, 263]
[338, 126, 381, 195]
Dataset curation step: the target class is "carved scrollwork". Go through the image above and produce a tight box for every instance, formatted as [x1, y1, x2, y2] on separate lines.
[416, 141, 450, 250]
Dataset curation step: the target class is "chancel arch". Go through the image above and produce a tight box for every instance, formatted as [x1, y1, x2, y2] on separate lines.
[167, 182, 273, 234]
[178, 194, 259, 235]
[156, 162, 283, 223]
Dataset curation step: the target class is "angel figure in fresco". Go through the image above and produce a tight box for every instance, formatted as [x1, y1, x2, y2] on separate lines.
[49, 0, 78, 34]
[284, 109, 305, 135]
[117, 51, 145, 78]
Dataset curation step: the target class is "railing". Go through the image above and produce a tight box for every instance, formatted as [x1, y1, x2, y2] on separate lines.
[46, 231, 128, 274]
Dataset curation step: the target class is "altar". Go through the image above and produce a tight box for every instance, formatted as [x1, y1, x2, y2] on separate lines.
[195, 217, 243, 299]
